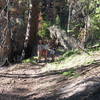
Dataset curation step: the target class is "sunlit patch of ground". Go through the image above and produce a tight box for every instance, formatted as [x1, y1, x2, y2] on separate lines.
[41, 51, 100, 72]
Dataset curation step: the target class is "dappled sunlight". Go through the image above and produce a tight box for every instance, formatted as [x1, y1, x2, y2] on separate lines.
[41, 51, 99, 73]
[0, 59, 99, 100]
[58, 77, 99, 99]
[0, 0, 99, 100]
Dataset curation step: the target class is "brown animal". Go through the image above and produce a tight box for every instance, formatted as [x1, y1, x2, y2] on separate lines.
[37, 40, 49, 62]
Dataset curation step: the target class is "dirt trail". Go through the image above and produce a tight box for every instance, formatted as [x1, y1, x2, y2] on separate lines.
[0, 52, 100, 100]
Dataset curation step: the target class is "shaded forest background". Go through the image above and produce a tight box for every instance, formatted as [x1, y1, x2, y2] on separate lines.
[0, 0, 100, 65]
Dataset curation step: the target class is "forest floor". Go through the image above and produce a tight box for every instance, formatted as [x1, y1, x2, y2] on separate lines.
[0, 50, 100, 100]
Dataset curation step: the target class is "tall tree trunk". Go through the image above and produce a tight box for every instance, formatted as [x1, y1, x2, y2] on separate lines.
[0, 0, 12, 65]
[24, 0, 40, 58]
[83, 0, 91, 48]
[67, 2, 72, 35]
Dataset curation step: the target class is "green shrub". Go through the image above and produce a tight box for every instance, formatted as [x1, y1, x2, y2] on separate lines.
[62, 68, 80, 77]
[57, 50, 80, 62]
[38, 20, 51, 38]
[22, 57, 37, 64]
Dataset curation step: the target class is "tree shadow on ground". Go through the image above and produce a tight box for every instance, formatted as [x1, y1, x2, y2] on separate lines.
[0, 77, 100, 100]
[0, 93, 38, 100]
[0, 60, 99, 100]
[28, 76, 100, 100]
[0, 60, 99, 79]
[0, 62, 46, 73]
[36, 59, 100, 78]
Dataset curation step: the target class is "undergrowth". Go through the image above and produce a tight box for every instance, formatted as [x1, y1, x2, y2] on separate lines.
[62, 68, 80, 78]
[56, 49, 81, 63]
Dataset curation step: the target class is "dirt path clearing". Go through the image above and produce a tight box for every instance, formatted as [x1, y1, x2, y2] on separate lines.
[0, 52, 100, 100]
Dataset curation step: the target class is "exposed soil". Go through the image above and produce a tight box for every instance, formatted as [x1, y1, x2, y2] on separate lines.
[0, 52, 100, 100]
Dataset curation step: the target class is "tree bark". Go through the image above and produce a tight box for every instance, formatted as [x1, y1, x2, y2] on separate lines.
[67, 2, 72, 35]
[24, 0, 40, 58]
[0, 0, 12, 65]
